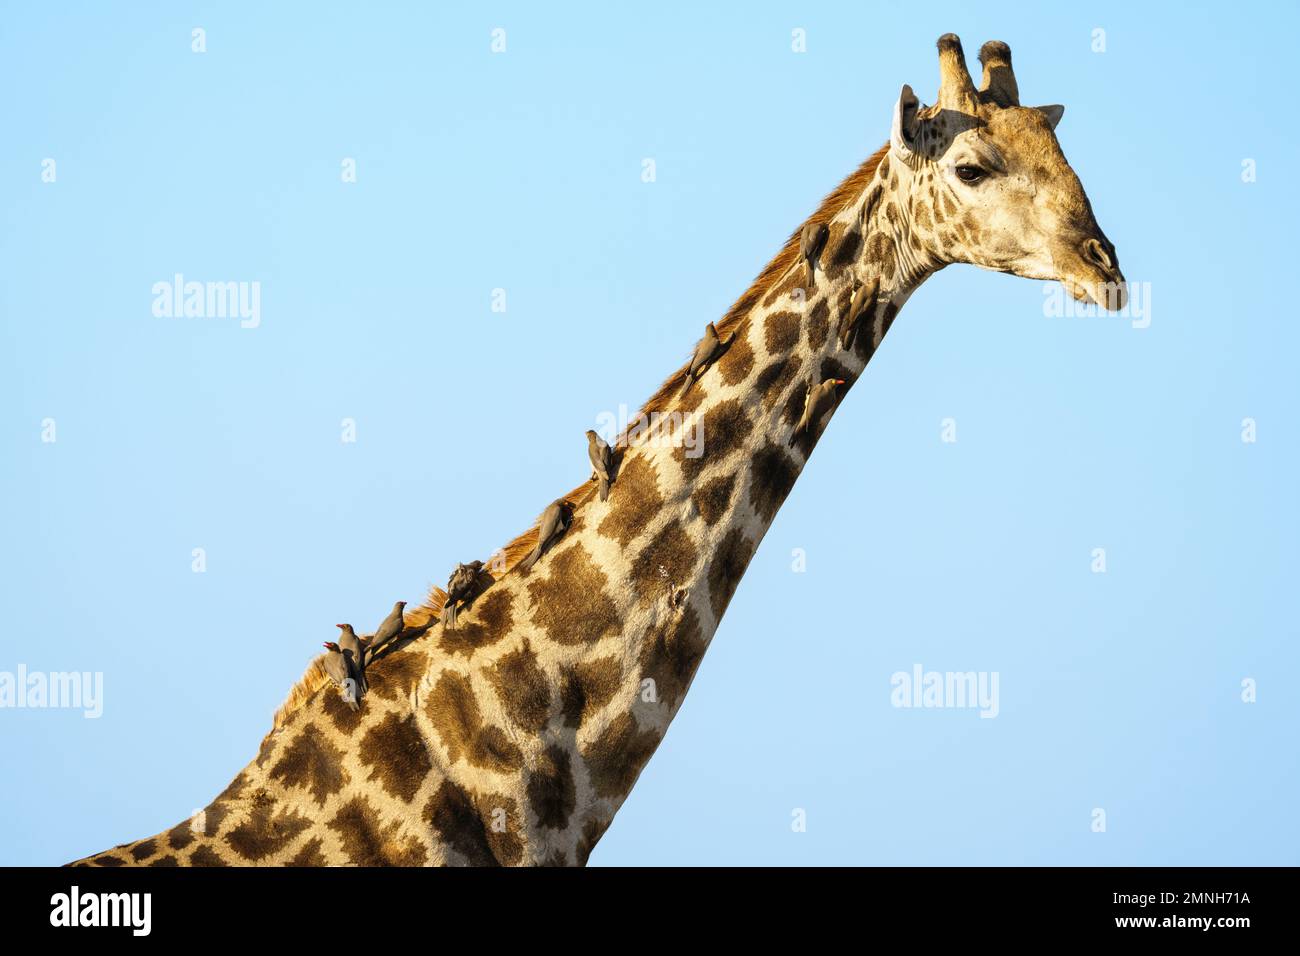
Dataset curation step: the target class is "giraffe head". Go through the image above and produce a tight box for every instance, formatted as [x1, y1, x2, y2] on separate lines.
[887, 35, 1125, 309]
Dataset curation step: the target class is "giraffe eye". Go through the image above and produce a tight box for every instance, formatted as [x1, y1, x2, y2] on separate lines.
[955, 165, 986, 185]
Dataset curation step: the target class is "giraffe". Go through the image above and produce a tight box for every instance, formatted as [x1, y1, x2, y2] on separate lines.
[70, 35, 1125, 867]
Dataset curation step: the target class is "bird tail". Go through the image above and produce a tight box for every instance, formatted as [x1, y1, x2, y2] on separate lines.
[519, 547, 541, 572]
[366, 631, 397, 662]
[446, 602, 457, 629]
[599, 477, 610, 501]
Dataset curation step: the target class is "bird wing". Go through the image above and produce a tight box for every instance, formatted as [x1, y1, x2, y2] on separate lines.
[323, 652, 345, 686]
[689, 336, 714, 372]
[378, 607, 402, 642]
[593, 446, 612, 481]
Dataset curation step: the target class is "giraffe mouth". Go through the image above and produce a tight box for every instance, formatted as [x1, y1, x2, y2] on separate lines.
[1057, 234, 1127, 311]
[1063, 274, 1128, 312]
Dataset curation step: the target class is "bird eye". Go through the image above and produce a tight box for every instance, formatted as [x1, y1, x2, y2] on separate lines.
[955, 165, 985, 184]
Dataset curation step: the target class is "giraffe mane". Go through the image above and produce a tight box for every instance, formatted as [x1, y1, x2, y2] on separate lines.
[263, 142, 889, 742]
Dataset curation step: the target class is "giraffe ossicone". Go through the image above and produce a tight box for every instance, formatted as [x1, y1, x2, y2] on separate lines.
[71, 34, 1124, 867]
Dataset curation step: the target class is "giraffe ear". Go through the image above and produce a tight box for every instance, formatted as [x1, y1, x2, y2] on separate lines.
[891, 84, 920, 161]
[1033, 104, 1064, 130]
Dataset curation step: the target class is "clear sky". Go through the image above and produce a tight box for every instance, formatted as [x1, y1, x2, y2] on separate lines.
[2, 1, 1296, 866]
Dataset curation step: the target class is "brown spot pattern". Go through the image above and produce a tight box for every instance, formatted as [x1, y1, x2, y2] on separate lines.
[485, 640, 552, 733]
[286, 837, 327, 867]
[675, 398, 753, 481]
[199, 797, 232, 837]
[559, 654, 622, 729]
[640, 604, 706, 709]
[224, 795, 311, 862]
[764, 310, 801, 354]
[330, 795, 428, 866]
[322, 683, 366, 735]
[708, 528, 755, 619]
[269, 723, 349, 807]
[527, 745, 577, 830]
[527, 543, 621, 645]
[439, 589, 514, 657]
[629, 520, 697, 602]
[755, 355, 802, 409]
[861, 184, 883, 225]
[879, 301, 899, 340]
[474, 792, 523, 866]
[828, 227, 863, 275]
[424, 781, 497, 866]
[360, 712, 432, 804]
[167, 821, 194, 852]
[576, 818, 609, 866]
[749, 442, 800, 522]
[856, 301, 899, 361]
[597, 454, 662, 546]
[188, 846, 224, 867]
[583, 713, 661, 799]
[365, 645, 429, 702]
[426, 670, 523, 772]
[717, 327, 754, 385]
[807, 297, 831, 349]
[692, 472, 736, 526]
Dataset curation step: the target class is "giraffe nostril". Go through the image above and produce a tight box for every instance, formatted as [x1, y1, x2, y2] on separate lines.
[1083, 238, 1112, 270]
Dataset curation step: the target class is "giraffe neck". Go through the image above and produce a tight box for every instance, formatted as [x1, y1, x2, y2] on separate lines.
[71, 149, 939, 868]
[597, 147, 938, 638]
[441, 146, 941, 859]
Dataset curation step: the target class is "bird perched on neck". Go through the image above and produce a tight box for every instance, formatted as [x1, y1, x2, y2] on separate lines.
[682, 322, 734, 394]
[444, 561, 485, 628]
[518, 499, 572, 572]
[790, 378, 846, 445]
[840, 276, 879, 351]
[585, 429, 614, 502]
[800, 221, 830, 290]
[367, 600, 406, 662]
[334, 623, 368, 695]
[321, 641, 360, 711]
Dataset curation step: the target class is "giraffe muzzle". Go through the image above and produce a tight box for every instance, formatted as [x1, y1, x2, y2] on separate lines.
[1059, 233, 1126, 311]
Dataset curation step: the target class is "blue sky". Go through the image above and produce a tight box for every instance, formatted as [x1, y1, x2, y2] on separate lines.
[2, 1, 1296, 865]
